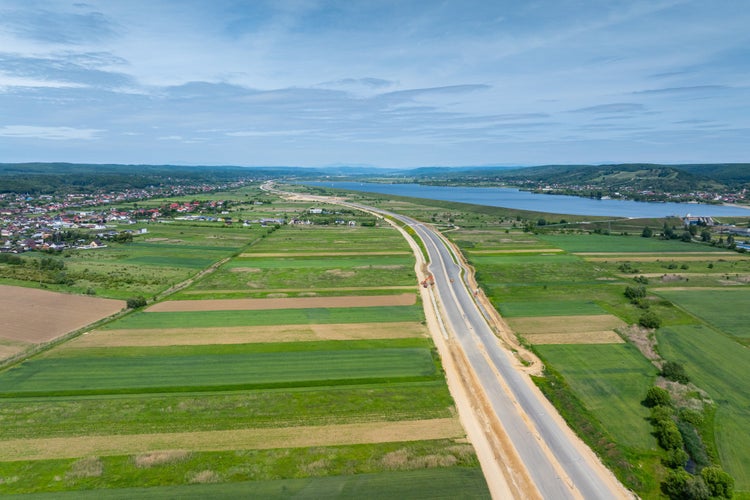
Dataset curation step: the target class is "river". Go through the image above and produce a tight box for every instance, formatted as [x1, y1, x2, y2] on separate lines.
[303, 181, 750, 218]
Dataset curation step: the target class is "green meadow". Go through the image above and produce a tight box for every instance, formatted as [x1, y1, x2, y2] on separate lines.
[106, 305, 424, 329]
[0, 340, 438, 397]
[655, 288, 750, 340]
[534, 343, 657, 449]
[0, 381, 454, 439]
[658, 325, 750, 490]
[0, 442, 487, 497]
[536, 233, 729, 253]
[497, 300, 607, 318]
[246, 225, 411, 254]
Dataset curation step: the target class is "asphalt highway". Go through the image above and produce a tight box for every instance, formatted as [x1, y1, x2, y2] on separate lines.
[393, 213, 623, 499]
[267, 184, 625, 499]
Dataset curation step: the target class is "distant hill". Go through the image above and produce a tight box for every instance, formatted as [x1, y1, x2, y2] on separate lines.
[0, 163, 323, 195]
[403, 163, 750, 193]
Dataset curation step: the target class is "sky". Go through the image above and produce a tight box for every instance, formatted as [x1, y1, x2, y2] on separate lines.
[0, 0, 748, 168]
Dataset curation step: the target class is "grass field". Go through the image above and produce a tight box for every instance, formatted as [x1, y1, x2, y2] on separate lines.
[108, 305, 424, 330]
[655, 288, 750, 339]
[658, 325, 750, 491]
[246, 225, 411, 254]
[10, 468, 490, 499]
[0, 340, 438, 396]
[497, 300, 607, 317]
[534, 343, 657, 450]
[536, 233, 729, 253]
[0, 381, 453, 439]
[0, 443, 487, 497]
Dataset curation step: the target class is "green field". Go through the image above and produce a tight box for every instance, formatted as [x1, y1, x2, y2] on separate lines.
[536, 233, 728, 253]
[656, 289, 750, 339]
[0, 340, 438, 396]
[0, 381, 453, 439]
[246, 225, 411, 254]
[497, 300, 607, 317]
[107, 305, 424, 330]
[191, 252, 417, 292]
[534, 343, 657, 449]
[0, 440, 489, 499]
[658, 325, 750, 490]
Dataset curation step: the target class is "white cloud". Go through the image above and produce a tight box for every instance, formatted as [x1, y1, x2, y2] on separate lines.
[0, 125, 101, 140]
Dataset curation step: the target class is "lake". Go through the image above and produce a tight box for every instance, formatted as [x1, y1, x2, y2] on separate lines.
[303, 181, 750, 218]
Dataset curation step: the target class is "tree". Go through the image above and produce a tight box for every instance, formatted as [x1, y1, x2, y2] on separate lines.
[701, 466, 734, 499]
[624, 285, 646, 302]
[126, 296, 147, 309]
[642, 226, 653, 238]
[639, 311, 662, 329]
[661, 361, 690, 384]
[663, 470, 709, 500]
[655, 419, 683, 450]
[663, 447, 689, 468]
[700, 229, 712, 242]
[644, 386, 671, 408]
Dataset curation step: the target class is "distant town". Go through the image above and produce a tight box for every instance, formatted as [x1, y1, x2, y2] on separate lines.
[0, 180, 248, 253]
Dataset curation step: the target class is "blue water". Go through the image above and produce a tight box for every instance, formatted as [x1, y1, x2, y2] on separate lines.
[303, 181, 750, 218]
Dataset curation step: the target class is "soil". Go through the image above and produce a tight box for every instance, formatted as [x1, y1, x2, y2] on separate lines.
[146, 293, 416, 312]
[0, 285, 125, 343]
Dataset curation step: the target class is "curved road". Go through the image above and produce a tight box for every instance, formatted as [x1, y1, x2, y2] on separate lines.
[267, 184, 628, 499]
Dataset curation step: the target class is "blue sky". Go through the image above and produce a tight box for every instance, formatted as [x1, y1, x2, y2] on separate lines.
[0, 0, 748, 167]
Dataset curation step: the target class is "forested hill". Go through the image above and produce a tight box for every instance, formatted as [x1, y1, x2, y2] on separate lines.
[409, 164, 750, 192]
[0, 163, 317, 194]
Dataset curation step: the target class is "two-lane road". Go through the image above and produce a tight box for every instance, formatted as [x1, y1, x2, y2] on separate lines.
[408, 217, 626, 499]
[267, 183, 629, 499]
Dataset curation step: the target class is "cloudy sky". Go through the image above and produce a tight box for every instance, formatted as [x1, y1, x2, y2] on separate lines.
[0, 0, 748, 167]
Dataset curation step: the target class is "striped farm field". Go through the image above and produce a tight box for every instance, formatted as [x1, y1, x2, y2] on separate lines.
[147, 293, 416, 312]
[507, 314, 625, 335]
[0, 418, 464, 461]
[0, 340, 438, 397]
[105, 305, 425, 330]
[67, 322, 428, 348]
[497, 300, 607, 318]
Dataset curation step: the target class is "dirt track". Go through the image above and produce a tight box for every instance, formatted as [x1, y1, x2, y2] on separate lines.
[0, 285, 124, 343]
[147, 293, 416, 312]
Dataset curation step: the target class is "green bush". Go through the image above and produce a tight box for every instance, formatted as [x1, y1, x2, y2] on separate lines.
[639, 311, 662, 329]
[701, 466, 734, 499]
[654, 419, 683, 451]
[662, 470, 709, 500]
[126, 296, 147, 309]
[661, 361, 690, 384]
[644, 387, 671, 408]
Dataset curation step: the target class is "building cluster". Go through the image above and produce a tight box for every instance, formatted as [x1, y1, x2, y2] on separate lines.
[0, 182, 245, 253]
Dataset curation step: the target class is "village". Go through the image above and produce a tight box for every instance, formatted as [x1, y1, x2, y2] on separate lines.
[0, 180, 250, 253]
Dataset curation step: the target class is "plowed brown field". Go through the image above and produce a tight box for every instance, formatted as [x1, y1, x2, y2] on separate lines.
[0, 285, 125, 343]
